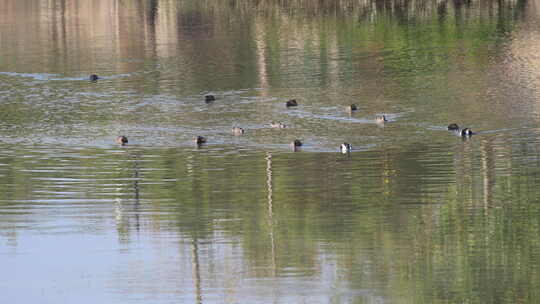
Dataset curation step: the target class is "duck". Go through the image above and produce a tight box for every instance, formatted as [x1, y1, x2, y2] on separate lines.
[205, 95, 215, 103]
[447, 123, 459, 131]
[286, 99, 298, 107]
[461, 128, 473, 136]
[347, 104, 358, 112]
[232, 126, 245, 135]
[447, 123, 473, 137]
[194, 136, 207, 144]
[270, 122, 287, 128]
[291, 139, 302, 151]
[89, 74, 99, 81]
[116, 135, 128, 145]
[375, 115, 388, 123]
[340, 143, 352, 154]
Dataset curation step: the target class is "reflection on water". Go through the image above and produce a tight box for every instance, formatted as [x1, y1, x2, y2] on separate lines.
[1, 0, 540, 303]
[2, 139, 540, 303]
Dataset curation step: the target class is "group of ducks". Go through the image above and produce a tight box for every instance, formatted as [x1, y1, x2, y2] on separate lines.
[90, 74, 474, 153]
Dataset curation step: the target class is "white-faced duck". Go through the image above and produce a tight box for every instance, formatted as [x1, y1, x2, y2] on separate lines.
[205, 95, 215, 103]
[448, 123, 473, 137]
[286, 99, 298, 107]
[270, 121, 287, 128]
[116, 136, 128, 145]
[347, 104, 358, 112]
[194, 136, 207, 145]
[232, 126, 245, 135]
[340, 143, 352, 154]
[375, 115, 388, 123]
[89, 74, 99, 81]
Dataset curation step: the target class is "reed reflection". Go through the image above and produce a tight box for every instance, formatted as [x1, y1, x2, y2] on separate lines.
[266, 152, 277, 277]
[191, 238, 203, 304]
[481, 139, 496, 209]
[114, 148, 142, 244]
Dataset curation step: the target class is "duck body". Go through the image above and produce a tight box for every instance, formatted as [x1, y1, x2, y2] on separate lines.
[290, 139, 302, 151]
[270, 122, 287, 128]
[347, 104, 358, 112]
[447, 124, 473, 137]
[292, 139, 302, 147]
[340, 143, 352, 154]
[89, 74, 99, 81]
[447, 123, 459, 131]
[461, 128, 473, 136]
[375, 115, 388, 123]
[205, 95, 215, 103]
[286, 99, 298, 107]
[194, 136, 207, 144]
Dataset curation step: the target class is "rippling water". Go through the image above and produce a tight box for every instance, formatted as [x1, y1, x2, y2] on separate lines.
[2, 0, 540, 303]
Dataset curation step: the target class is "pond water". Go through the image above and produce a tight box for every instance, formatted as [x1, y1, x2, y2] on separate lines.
[2, 0, 540, 303]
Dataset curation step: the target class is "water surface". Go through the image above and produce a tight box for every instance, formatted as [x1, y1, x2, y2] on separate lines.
[2, 0, 540, 303]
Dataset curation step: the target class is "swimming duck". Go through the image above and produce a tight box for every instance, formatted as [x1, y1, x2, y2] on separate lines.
[270, 122, 287, 128]
[447, 123, 459, 131]
[286, 99, 298, 107]
[116, 135, 128, 145]
[375, 115, 388, 123]
[232, 126, 245, 135]
[291, 139, 302, 151]
[340, 143, 352, 154]
[347, 104, 358, 112]
[89, 74, 99, 81]
[205, 95, 215, 103]
[447, 123, 473, 137]
[461, 128, 473, 136]
[194, 136, 207, 144]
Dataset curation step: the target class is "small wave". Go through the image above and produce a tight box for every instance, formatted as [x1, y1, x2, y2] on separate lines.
[0, 72, 59, 80]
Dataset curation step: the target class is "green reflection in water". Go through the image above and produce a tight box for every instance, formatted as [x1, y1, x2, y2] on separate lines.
[0, 0, 539, 303]
[1, 135, 540, 303]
